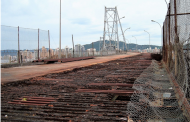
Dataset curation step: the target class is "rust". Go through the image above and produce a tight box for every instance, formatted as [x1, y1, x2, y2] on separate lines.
[32, 56, 94, 63]
[2, 53, 152, 121]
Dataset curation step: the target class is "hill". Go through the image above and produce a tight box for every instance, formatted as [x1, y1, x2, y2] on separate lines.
[83, 40, 162, 51]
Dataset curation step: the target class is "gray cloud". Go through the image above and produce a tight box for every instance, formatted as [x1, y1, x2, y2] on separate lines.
[1, 0, 168, 49]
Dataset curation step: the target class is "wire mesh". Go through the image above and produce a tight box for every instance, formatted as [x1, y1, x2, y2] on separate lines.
[1, 25, 18, 64]
[1, 25, 126, 64]
[39, 29, 49, 60]
[19, 27, 38, 62]
[1, 25, 49, 64]
[126, 0, 190, 121]
[127, 61, 189, 122]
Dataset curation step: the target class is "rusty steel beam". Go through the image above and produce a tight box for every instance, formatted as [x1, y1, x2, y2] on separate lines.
[8, 96, 56, 106]
[124, 66, 148, 69]
[75, 89, 146, 94]
[88, 83, 146, 88]
[88, 83, 134, 87]
[8, 102, 46, 106]
[33, 77, 73, 82]
[11, 100, 51, 104]
[167, 12, 190, 16]
[18, 98, 55, 102]
[22, 96, 56, 100]
[135, 60, 152, 62]
[58, 56, 94, 63]
[32, 56, 94, 63]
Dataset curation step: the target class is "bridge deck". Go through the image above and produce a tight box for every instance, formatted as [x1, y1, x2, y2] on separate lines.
[1, 52, 139, 84]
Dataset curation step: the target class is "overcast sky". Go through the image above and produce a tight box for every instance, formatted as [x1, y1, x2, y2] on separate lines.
[1, 0, 169, 50]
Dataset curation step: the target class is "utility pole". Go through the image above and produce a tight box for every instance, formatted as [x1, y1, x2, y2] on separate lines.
[18, 26, 20, 63]
[48, 30, 50, 59]
[38, 28, 39, 60]
[59, 0, 61, 59]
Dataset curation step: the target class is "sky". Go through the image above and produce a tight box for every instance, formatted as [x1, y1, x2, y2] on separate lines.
[1, 0, 169, 50]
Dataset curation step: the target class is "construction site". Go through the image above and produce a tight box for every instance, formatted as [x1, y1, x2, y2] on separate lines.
[1, 0, 190, 122]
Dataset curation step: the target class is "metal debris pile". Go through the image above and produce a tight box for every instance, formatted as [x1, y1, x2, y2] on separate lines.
[2, 53, 153, 121]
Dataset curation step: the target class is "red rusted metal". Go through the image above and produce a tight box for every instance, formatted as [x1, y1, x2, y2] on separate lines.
[11, 100, 51, 104]
[124, 66, 148, 69]
[18, 98, 55, 102]
[8, 102, 46, 106]
[88, 83, 134, 87]
[2, 54, 152, 121]
[76, 89, 145, 94]
[8, 96, 56, 106]
[32, 56, 94, 63]
[23, 96, 56, 100]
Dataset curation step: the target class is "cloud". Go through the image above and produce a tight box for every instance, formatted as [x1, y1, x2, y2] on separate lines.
[1, 0, 168, 50]
[71, 18, 91, 25]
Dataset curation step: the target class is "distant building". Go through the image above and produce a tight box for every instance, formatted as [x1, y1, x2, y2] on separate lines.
[75, 44, 81, 53]
[65, 46, 69, 53]
[81, 45, 85, 52]
[40, 46, 48, 59]
[87, 48, 96, 55]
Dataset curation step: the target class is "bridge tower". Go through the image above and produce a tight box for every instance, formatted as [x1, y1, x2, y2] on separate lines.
[102, 7, 126, 51]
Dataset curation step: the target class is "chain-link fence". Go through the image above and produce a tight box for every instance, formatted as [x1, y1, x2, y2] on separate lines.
[126, 0, 190, 121]
[1, 25, 50, 64]
[49, 50, 126, 59]
[1, 25, 128, 64]
[162, 0, 190, 99]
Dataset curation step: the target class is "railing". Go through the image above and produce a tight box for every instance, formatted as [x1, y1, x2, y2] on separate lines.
[162, 0, 190, 120]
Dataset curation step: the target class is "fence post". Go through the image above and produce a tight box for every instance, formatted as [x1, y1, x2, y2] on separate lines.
[38, 28, 40, 60]
[72, 35, 74, 58]
[18, 26, 20, 63]
[163, 24, 165, 61]
[168, 3, 171, 68]
[92, 42, 94, 56]
[165, 19, 168, 63]
[48, 30, 50, 59]
[174, 0, 178, 76]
